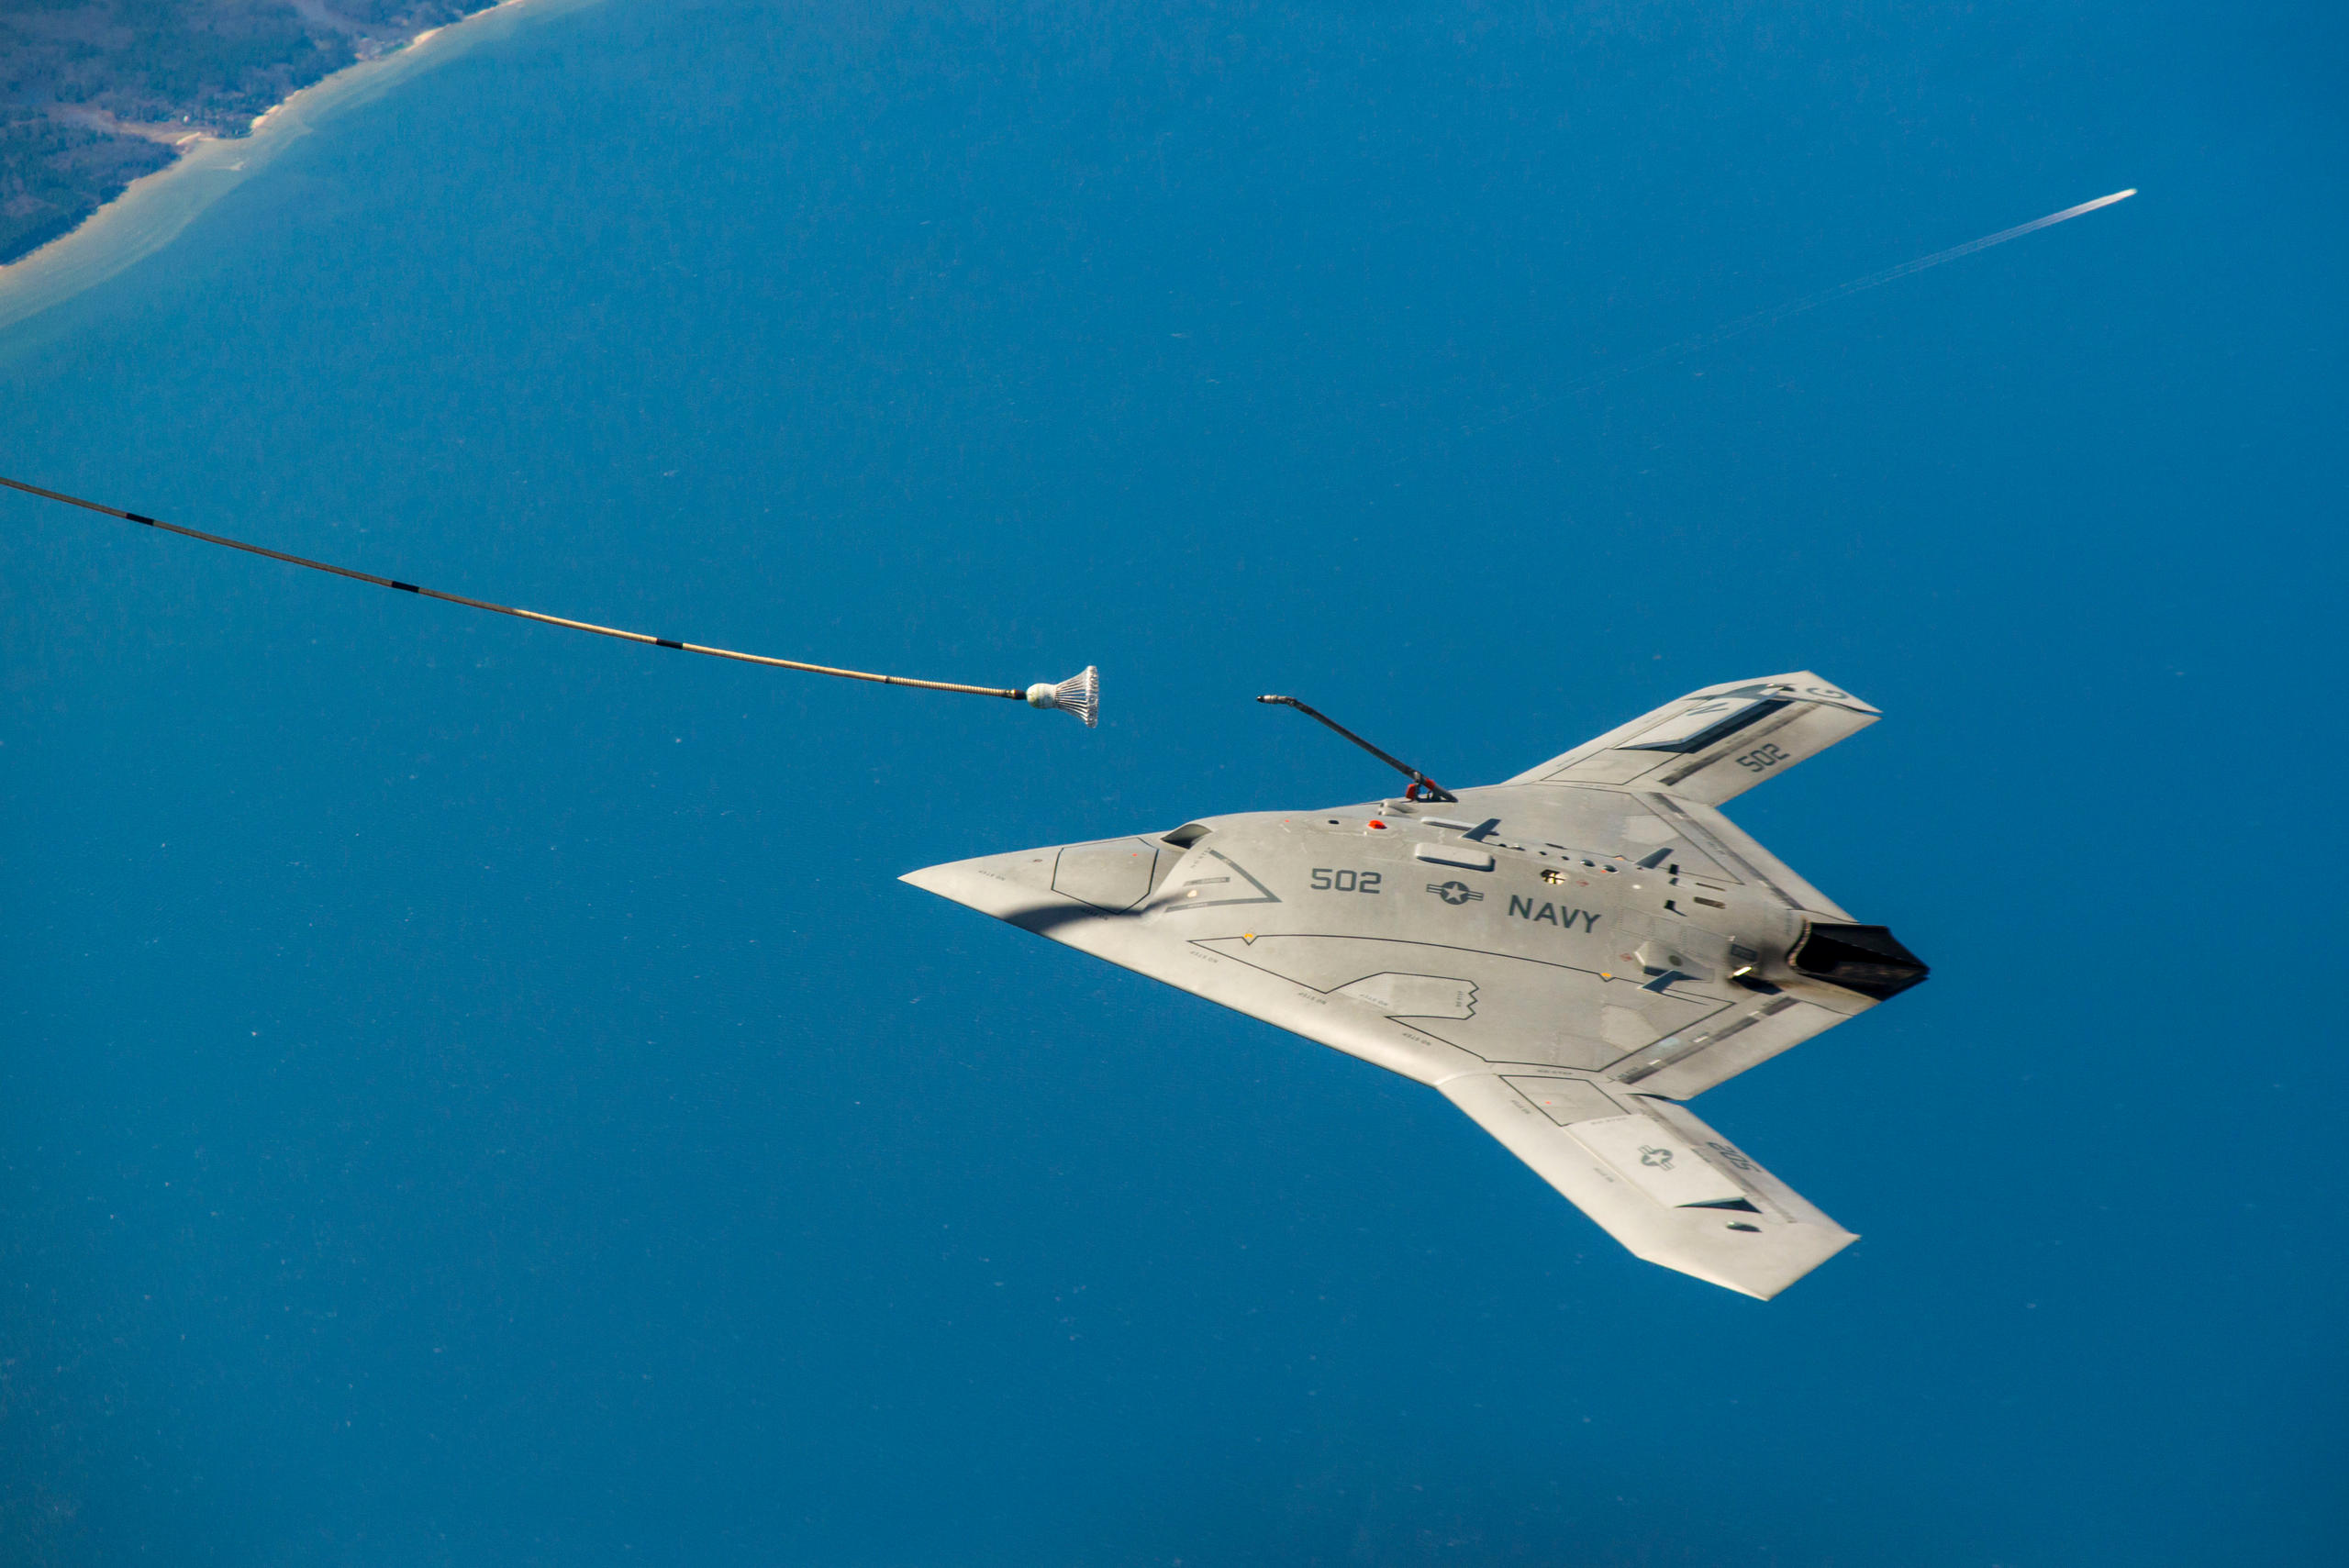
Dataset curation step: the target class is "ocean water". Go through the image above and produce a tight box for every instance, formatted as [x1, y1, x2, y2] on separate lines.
[3, 2, 2343, 1563]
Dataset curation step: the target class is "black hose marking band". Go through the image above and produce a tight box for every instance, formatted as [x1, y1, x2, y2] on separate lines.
[0, 471, 1032, 702]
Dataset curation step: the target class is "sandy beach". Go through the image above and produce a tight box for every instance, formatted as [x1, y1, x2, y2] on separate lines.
[0, 0, 602, 338]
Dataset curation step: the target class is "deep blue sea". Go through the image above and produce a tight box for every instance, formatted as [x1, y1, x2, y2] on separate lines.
[4, 2, 2344, 1562]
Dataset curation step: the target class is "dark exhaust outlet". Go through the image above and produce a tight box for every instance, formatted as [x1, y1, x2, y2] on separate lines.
[1787, 923, 1930, 1001]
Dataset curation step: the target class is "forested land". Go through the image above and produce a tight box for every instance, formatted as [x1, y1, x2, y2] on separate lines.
[1, 1, 496, 264]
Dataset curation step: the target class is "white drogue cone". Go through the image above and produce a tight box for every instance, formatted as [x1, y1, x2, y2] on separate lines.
[1025, 665, 1099, 727]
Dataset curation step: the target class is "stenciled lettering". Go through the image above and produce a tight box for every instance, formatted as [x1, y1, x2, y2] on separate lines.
[1507, 895, 1600, 933]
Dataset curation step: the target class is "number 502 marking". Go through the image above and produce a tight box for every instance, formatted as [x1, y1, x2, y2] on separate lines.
[1736, 742, 1790, 773]
[1309, 868, 1382, 893]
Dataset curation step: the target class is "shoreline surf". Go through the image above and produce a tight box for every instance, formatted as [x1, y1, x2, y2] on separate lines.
[0, 0, 602, 339]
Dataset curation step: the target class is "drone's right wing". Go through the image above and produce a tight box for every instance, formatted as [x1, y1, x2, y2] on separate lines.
[1438, 1073, 1857, 1298]
[1503, 672, 1880, 806]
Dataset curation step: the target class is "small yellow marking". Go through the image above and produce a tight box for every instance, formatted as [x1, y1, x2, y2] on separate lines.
[1241, 931, 1258, 943]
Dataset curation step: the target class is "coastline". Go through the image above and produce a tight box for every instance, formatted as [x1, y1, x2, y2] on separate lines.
[0, 0, 601, 339]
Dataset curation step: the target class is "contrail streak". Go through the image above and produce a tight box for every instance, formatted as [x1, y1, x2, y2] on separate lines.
[1428, 187, 2137, 453]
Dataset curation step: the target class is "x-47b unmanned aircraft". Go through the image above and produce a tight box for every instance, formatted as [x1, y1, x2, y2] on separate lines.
[907, 673, 1927, 1298]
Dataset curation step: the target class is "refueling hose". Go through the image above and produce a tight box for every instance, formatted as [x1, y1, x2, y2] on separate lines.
[1, 473, 1097, 721]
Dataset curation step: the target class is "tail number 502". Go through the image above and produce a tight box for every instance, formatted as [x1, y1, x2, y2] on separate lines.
[1310, 869, 1382, 894]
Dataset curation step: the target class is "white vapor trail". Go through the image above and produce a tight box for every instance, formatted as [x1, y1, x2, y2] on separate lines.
[1431, 187, 2138, 452]
[1772, 187, 2138, 315]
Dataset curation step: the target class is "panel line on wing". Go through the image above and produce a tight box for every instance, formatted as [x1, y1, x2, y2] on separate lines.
[1190, 932, 1617, 989]
[1642, 793, 1798, 904]
[1654, 706, 1807, 786]
[1179, 849, 1282, 907]
[1620, 697, 1793, 753]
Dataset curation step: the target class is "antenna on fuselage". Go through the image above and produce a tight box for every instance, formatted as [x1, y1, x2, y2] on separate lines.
[1256, 694, 1456, 803]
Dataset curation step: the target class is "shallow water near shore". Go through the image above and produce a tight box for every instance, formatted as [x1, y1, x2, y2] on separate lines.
[2, 2, 2344, 1563]
[0, 0, 598, 339]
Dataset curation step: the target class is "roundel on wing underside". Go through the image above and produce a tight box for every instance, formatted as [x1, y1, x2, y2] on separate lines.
[1051, 839, 1163, 913]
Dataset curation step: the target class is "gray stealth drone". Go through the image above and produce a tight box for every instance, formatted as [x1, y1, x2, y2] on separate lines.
[906, 673, 1927, 1298]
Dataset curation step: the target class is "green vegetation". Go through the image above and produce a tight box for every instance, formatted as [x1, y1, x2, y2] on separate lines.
[0, 114, 173, 261]
[0, 1, 496, 265]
